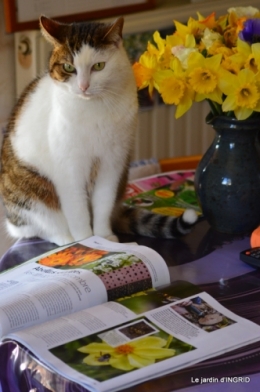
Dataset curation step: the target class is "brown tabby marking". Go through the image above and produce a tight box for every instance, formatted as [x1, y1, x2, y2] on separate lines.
[40, 16, 123, 50]
[0, 74, 60, 214]
[0, 137, 60, 212]
[49, 47, 74, 82]
[8, 78, 40, 134]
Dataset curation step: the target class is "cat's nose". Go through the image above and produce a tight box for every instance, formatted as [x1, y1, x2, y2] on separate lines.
[78, 82, 89, 92]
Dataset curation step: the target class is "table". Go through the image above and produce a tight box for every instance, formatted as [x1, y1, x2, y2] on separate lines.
[0, 217, 260, 392]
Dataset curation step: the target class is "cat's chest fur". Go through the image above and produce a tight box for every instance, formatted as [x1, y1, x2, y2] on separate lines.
[12, 72, 136, 183]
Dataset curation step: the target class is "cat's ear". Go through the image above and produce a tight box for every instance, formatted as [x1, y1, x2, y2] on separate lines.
[103, 17, 124, 47]
[40, 16, 69, 46]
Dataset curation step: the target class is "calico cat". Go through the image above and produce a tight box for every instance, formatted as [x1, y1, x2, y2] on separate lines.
[0, 16, 197, 246]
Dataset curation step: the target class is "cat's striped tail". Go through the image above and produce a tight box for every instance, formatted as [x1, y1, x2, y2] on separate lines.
[113, 206, 198, 238]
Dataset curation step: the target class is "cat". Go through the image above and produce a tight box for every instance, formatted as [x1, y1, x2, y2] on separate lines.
[0, 16, 198, 246]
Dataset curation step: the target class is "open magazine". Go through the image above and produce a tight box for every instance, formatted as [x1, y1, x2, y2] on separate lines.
[1, 236, 260, 392]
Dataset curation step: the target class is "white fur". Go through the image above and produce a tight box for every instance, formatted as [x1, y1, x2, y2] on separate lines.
[10, 42, 138, 245]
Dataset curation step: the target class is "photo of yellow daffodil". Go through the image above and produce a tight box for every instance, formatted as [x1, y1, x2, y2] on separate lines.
[50, 317, 195, 382]
[133, 6, 260, 120]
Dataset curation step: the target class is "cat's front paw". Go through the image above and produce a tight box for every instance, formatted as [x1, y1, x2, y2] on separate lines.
[47, 234, 75, 246]
[71, 228, 93, 243]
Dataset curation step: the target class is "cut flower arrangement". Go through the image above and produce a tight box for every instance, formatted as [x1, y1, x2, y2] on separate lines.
[133, 6, 260, 120]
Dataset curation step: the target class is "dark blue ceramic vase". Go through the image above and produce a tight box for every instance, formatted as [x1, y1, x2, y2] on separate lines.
[194, 113, 260, 234]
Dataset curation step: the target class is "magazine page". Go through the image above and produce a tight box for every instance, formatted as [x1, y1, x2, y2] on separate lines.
[0, 236, 170, 338]
[124, 170, 201, 217]
[5, 283, 260, 392]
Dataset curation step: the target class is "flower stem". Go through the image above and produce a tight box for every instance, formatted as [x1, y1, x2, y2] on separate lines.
[207, 100, 222, 116]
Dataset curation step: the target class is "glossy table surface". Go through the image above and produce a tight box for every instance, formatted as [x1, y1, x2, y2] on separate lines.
[0, 217, 260, 392]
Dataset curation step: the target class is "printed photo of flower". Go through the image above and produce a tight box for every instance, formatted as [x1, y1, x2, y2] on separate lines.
[38, 244, 109, 268]
[50, 317, 195, 381]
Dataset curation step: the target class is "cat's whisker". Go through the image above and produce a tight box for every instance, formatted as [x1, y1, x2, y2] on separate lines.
[93, 86, 123, 99]
[94, 88, 128, 112]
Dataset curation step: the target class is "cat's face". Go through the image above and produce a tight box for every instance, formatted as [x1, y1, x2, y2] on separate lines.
[50, 43, 118, 99]
[40, 16, 125, 100]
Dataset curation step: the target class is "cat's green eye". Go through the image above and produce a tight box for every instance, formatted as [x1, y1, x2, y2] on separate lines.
[92, 62, 105, 71]
[63, 63, 76, 73]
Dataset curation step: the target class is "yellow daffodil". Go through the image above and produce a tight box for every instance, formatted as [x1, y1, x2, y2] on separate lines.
[173, 17, 206, 44]
[219, 68, 260, 119]
[187, 52, 223, 104]
[166, 33, 185, 49]
[197, 12, 217, 29]
[207, 42, 233, 57]
[215, 14, 229, 32]
[245, 43, 260, 75]
[220, 56, 241, 75]
[153, 31, 166, 54]
[223, 25, 238, 48]
[146, 33, 165, 59]
[151, 31, 173, 69]
[228, 39, 260, 76]
[232, 38, 252, 64]
[155, 58, 194, 118]
[78, 336, 175, 371]
[132, 51, 158, 95]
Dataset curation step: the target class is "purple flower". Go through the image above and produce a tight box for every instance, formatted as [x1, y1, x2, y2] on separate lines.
[239, 18, 260, 44]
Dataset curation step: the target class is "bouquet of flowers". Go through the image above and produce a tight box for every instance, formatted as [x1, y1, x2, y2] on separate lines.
[133, 6, 260, 120]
